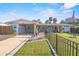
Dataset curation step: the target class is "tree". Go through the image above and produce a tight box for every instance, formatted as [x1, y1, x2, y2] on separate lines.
[32, 19, 42, 24]
[37, 19, 42, 24]
[60, 20, 65, 24]
[49, 17, 53, 24]
[45, 20, 49, 24]
[76, 27, 79, 33]
[76, 19, 79, 24]
[53, 18, 57, 24]
[32, 19, 37, 22]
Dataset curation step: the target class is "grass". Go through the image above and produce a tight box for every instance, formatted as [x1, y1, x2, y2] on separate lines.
[57, 33, 79, 43]
[14, 39, 52, 56]
[57, 33, 79, 56]
[48, 33, 79, 56]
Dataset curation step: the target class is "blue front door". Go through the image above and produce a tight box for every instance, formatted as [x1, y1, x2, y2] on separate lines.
[48, 26, 52, 33]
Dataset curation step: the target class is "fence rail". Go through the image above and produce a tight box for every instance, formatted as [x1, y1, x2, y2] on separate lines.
[47, 34, 79, 56]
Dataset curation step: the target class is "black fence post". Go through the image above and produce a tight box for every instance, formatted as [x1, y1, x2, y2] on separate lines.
[70, 41, 71, 56]
[67, 40, 69, 56]
[65, 40, 66, 56]
[65, 40, 68, 56]
[76, 43, 78, 56]
[72, 42, 74, 56]
[56, 34, 58, 54]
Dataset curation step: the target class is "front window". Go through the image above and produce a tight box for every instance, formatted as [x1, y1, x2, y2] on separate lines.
[13, 25, 16, 29]
[28, 26, 30, 29]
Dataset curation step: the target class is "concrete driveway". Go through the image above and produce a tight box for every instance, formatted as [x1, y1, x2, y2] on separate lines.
[0, 35, 31, 56]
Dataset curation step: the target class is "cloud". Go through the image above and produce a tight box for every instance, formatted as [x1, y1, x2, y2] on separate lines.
[62, 9, 72, 14]
[6, 12, 19, 18]
[32, 7, 44, 12]
[63, 3, 79, 9]
[38, 9, 57, 17]
[59, 3, 78, 19]
[0, 12, 31, 22]
[32, 8, 63, 23]
[33, 8, 57, 19]
[0, 12, 19, 22]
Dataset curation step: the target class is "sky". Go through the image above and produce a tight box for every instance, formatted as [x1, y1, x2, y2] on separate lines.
[0, 3, 79, 23]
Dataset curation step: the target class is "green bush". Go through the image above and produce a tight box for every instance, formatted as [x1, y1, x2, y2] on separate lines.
[76, 27, 79, 33]
[63, 31, 70, 33]
[12, 29, 16, 33]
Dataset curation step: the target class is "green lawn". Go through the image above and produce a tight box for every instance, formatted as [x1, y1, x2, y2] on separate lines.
[14, 39, 52, 56]
[48, 33, 79, 56]
[57, 33, 79, 43]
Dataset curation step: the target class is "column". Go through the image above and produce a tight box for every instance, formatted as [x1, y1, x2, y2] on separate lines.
[16, 24, 19, 35]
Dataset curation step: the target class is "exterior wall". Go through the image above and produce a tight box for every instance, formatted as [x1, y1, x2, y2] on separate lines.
[7, 24, 19, 34]
[9, 24, 34, 35]
[39, 25, 54, 33]
[63, 26, 71, 32]
[39, 25, 71, 33]
[9, 23, 72, 34]
[10, 24, 19, 34]
[39, 25, 47, 32]
[47, 26, 54, 33]
[18, 24, 34, 35]
[18, 25, 26, 34]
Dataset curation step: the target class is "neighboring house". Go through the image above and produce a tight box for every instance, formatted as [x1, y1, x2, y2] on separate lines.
[61, 24, 72, 32]
[65, 17, 73, 23]
[5, 19, 72, 35]
[0, 24, 12, 34]
[39, 24, 72, 33]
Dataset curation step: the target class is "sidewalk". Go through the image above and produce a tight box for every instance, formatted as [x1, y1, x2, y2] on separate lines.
[0, 35, 31, 56]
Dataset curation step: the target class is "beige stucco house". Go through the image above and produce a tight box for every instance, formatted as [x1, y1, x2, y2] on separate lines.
[5, 19, 39, 35]
[5, 19, 72, 35]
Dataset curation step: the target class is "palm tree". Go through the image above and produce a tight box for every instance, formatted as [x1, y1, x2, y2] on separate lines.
[53, 18, 57, 24]
[49, 17, 53, 24]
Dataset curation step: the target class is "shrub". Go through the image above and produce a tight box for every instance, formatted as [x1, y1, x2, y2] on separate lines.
[76, 27, 79, 33]
[63, 31, 70, 33]
[12, 29, 16, 33]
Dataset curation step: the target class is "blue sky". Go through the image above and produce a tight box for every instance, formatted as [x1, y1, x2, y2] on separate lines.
[0, 3, 79, 23]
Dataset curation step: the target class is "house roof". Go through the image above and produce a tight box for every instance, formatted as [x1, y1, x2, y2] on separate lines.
[5, 19, 73, 26]
[5, 19, 39, 25]
[39, 24, 73, 26]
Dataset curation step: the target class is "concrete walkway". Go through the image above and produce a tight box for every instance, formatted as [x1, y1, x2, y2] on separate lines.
[0, 35, 31, 56]
[33, 32, 45, 40]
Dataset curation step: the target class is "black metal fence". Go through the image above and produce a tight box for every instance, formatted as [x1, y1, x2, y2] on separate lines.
[47, 34, 79, 56]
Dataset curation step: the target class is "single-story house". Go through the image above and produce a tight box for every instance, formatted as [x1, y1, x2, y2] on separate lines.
[39, 24, 72, 33]
[0, 24, 12, 34]
[5, 19, 39, 35]
[5, 19, 73, 35]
